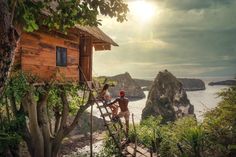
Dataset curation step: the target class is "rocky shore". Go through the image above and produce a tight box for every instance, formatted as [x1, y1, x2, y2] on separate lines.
[209, 80, 236, 86]
[61, 112, 106, 156]
[61, 131, 105, 156]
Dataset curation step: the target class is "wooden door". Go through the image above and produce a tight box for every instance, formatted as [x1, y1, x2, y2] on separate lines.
[79, 36, 93, 81]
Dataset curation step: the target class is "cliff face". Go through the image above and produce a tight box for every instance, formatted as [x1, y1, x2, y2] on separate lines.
[178, 78, 205, 91]
[134, 78, 205, 91]
[142, 70, 194, 122]
[107, 72, 145, 99]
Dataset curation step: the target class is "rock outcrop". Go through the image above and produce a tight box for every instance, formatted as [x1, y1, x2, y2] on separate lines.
[209, 80, 236, 86]
[69, 112, 105, 136]
[178, 78, 205, 91]
[142, 70, 194, 122]
[133, 79, 153, 91]
[106, 72, 145, 99]
[134, 78, 205, 91]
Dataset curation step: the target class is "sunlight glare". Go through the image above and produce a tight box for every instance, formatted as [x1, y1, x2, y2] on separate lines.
[130, 0, 157, 23]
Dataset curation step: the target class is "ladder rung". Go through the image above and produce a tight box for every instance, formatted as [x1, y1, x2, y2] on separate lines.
[126, 146, 146, 157]
[104, 121, 117, 126]
[97, 105, 106, 108]
[86, 81, 94, 89]
[111, 130, 120, 136]
[101, 112, 112, 117]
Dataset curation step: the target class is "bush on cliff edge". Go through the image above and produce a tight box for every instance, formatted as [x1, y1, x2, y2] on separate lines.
[108, 86, 235, 157]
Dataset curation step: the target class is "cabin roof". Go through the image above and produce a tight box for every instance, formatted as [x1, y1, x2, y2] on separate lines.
[76, 25, 118, 47]
[38, 0, 118, 51]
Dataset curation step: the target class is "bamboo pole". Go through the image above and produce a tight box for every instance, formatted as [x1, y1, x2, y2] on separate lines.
[132, 113, 137, 156]
[90, 99, 93, 157]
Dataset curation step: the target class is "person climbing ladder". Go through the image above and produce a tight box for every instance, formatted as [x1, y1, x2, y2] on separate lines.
[107, 90, 130, 136]
[98, 84, 118, 119]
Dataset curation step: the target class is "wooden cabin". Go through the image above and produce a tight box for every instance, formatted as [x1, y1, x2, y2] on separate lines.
[13, 25, 118, 82]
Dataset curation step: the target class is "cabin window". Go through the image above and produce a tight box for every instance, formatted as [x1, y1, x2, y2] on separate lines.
[56, 47, 67, 67]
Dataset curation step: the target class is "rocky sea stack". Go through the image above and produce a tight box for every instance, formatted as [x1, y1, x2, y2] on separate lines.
[142, 70, 194, 122]
[134, 78, 205, 91]
[178, 78, 205, 91]
[107, 72, 145, 99]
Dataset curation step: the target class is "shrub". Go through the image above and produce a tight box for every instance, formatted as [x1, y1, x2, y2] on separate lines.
[100, 86, 236, 157]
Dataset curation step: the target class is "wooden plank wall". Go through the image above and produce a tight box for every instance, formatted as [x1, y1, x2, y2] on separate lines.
[17, 31, 80, 82]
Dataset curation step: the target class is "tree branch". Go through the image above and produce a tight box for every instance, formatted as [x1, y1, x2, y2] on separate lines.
[10, 0, 17, 25]
[24, 85, 44, 157]
[36, 86, 52, 157]
[53, 105, 61, 134]
[65, 91, 94, 135]
[58, 88, 69, 131]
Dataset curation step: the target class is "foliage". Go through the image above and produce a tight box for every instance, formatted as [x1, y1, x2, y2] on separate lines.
[132, 116, 203, 157]
[129, 116, 162, 148]
[0, 103, 24, 156]
[5, 72, 30, 103]
[97, 135, 120, 157]
[93, 77, 118, 88]
[0, 131, 21, 155]
[0, 72, 29, 155]
[202, 86, 236, 156]
[101, 86, 236, 157]
[11, 0, 128, 32]
[0, 72, 93, 156]
[47, 83, 88, 116]
[97, 124, 127, 157]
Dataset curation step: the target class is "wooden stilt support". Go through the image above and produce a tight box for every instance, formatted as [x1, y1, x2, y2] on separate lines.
[132, 113, 137, 156]
[90, 101, 93, 157]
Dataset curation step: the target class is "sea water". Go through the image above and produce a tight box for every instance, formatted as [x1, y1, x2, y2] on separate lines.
[88, 78, 230, 123]
[74, 79, 230, 156]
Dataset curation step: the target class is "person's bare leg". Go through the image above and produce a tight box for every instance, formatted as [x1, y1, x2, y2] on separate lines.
[114, 106, 118, 116]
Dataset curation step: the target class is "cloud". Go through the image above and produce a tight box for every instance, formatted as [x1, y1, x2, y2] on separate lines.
[151, 0, 234, 10]
[93, 0, 236, 78]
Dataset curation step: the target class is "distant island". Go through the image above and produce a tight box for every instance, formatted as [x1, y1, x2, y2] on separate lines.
[134, 78, 205, 91]
[209, 80, 236, 86]
[102, 72, 146, 99]
[99, 72, 206, 100]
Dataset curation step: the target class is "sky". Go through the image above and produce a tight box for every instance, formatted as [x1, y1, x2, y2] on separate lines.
[93, 0, 236, 79]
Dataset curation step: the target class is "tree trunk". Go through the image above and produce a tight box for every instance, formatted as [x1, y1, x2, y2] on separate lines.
[26, 86, 44, 157]
[0, 0, 17, 96]
[6, 84, 94, 157]
[37, 92, 52, 157]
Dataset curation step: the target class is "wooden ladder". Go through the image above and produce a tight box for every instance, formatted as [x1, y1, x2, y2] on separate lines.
[78, 66, 157, 157]
[78, 66, 127, 156]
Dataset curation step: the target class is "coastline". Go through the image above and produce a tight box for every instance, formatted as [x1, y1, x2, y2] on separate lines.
[62, 79, 229, 156]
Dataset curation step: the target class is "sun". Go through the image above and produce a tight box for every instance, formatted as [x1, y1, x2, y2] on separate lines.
[130, 0, 157, 23]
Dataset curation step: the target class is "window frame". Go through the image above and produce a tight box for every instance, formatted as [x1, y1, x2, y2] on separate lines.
[56, 46, 67, 67]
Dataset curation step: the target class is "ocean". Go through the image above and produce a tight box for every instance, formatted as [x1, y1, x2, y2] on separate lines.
[73, 78, 230, 156]
[88, 78, 230, 123]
